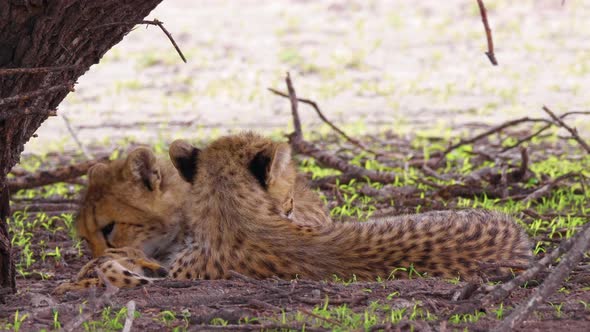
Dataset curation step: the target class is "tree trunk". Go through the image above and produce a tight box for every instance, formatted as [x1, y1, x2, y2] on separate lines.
[0, 186, 14, 300]
[0, 0, 164, 299]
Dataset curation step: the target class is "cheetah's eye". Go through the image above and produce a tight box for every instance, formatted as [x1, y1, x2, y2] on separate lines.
[101, 222, 115, 239]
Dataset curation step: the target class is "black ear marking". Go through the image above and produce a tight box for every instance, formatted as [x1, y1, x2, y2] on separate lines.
[249, 151, 271, 189]
[175, 148, 199, 183]
[142, 177, 153, 191]
[169, 140, 200, 183]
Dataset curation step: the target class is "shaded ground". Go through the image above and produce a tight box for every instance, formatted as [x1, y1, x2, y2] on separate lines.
[2, 120, 590, 331]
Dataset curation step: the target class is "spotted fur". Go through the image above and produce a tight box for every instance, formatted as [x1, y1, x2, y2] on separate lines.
[60, 144, 330, 294]
[76, 145, 329, 258]
[53, 247, 167, 294]
[166, 133, 532, 281]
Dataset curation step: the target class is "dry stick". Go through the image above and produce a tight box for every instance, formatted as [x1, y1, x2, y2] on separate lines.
[454, 231, 578, 315]
[268, 88, 377, 154]
[62, 115, 92, 159]
[282, 74, 398, 184]
[229, 270, 288, 295]
[500, 123, 552, 152]
[517, 146, 529, 178]
[122, 300, 136, 332]
[7, 157, 107, 191]
[522, 172, 581, 203]
[476, 0, 498, 65]
[0, 65, 82, 76]
[141, 19, 187, 63]
[492, 221, 590, 331]
[293, 136, 397, 184]
[501, 110, 590, 152]
[285, 72, 303, 139]
[188, 324, 328, 332]
[91, 19, 186, 63]
[542, 105, 590, 154]
[433, 117, 551, 167]
[229, 271, 362, 305]
[299, 307, 343, 327]
[0, 83, 74, 107]
[309, 173, 360, 189]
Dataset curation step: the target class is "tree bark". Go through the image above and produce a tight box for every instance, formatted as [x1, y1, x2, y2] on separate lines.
[0, 0, 164, 298]
[0, 186, 14, 300]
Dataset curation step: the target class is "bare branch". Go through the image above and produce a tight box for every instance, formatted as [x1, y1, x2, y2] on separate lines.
[476, 0, 498, 65]
[285, 72, 303, 140]
[434, 117, 551, 167]
[542, 105, 590, 154]
[268, 88, 378, 154]
[492, 221, 590, 331]
[91, 19, 187, 63]
[7, 157, 108, 192]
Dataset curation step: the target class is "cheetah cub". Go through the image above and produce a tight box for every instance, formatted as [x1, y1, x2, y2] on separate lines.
[165, 132, 532, 281]
[55, 144, 330, 293]
[76, 145, 329, 258]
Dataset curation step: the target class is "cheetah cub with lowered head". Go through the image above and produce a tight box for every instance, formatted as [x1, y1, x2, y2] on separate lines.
[76, 146, 329, 260]
[55, 144, 329, 294]
[164, 132, 532, 281]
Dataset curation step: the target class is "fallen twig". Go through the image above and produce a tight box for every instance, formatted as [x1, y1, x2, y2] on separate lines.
[542, 105, 590, 154]
[62, 282, 117, 332]
[309, 173, 359, 189]
[8, 157, 108, 192]
[11, 202, 79, 213]
[434, 117, 550, 167]
[502, 110, 590, 152]
[122, 300, 136, 332]
[454, 223, 582, 315]
[292, 139, 397, 184]
[492, 221, 590, 331]
[229, 271, 365, 306]
[299, 307, 342, 327]
[522, 172, 581, 203]
[188, 323, 328, 332]
[476, 0, 498, 65]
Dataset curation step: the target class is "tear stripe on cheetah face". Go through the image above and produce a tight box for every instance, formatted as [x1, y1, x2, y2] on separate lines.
[167, 132, 532, 281]
[76, 144, 330, 264]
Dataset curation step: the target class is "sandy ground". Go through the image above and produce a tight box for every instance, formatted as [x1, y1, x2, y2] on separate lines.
[24, 0, 590, 153]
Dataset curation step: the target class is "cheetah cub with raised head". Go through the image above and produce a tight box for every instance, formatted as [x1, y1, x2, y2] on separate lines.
[165, 132, 532, 281]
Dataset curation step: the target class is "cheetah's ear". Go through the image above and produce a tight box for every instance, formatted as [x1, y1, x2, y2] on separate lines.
[267, 143, 292, 185]
[249, 142, 292, 188]
[87, 163, 109, 188]
[125, 147, 161, 191]
[169, 139, 200, 183]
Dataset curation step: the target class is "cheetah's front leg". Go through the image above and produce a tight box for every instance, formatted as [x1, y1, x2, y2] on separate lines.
[54, 247, 168, 294]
